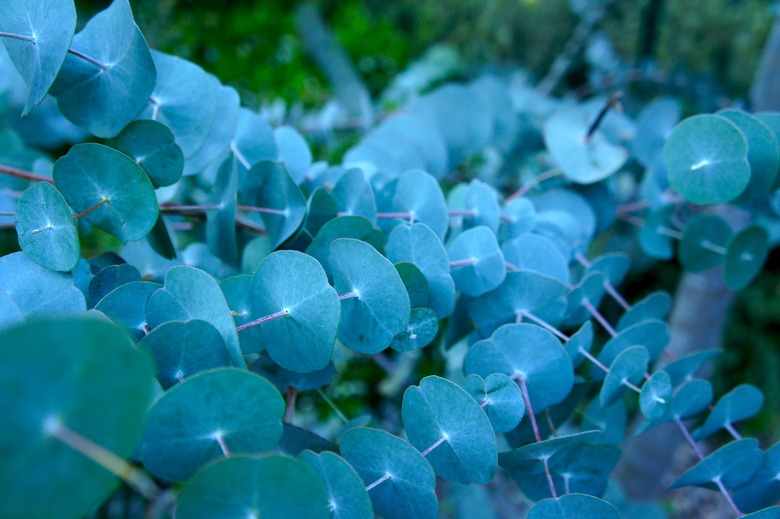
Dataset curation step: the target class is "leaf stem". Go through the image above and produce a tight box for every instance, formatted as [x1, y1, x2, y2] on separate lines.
[506, 169, 563, 202]
[515, 376, 558, 498]
[0, 31, 36, 43]
[67, 48, 109, 71]
[212, 430, 231, 457]
[700, 240, 727, 255]
[674, 417, 704, 459]
[420, 434, 448, 456]
[365, 472, 391, 492]
[449, 258, 476, 268]
[160, 204, 221, 212]
[505, 261, 520, 271]
[236, 308, 289, 332]
[714, 476, 744, 517]
[724, 422, 742, 441]
[582, 299, 618, 337]
[585, 91, 623, 143]
[448, 210, 475, 217]
[338, 291, 358, 300]
[519, 311, 570, 341]
[0, 164, 53, 183]
[603, 281, 632, 311]
[44, 416, 159, 500]
[376, 212, 412, 220]
[236, 205, 287, 215]
[72, 198, 109, 220]
[284, 386, 297, 424]
[316, 388, 348, 424]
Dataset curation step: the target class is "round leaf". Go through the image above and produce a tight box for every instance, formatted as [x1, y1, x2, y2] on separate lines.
[501, 233, 570, 285]
[640, 370, 673, 422]
[600, 345, 649, 407]
[139, 320, 231, 389]
[528, 494, 623, 519]
[694, 384, 764, 441]
[663, 114, 750, 204]
[95, 280, 159, 341]
[462, 373, 525, 433]
[390, 307, 439, 352]
[305, 216, 384, 279]
[670, 438, 763, 490]
[249, 251, 340, 373]
[299, 451, 373, 519]
[141, 368, 284, 481]
[49, 0, 156, 138]
[617, 290, 671, 331]
[382, 169, 448, 240]
[15, 181, 79, 271]
[724, 226, 769, 289]
[106, 119, 183, 188]
[448, 226, 506, 297]
[395, 262, 429, 309]
[0, 319, 153, 519]
[332, 168, 377, 224]
[87, 263, 141, 308]
[340, 427, 437, 519]
[717, 109, 779, 199]
[679, 214, 731, 273]
[402, 376, 497, 484]
[175, 455, 329, 519]
[464, 323, 573, 412]
[54, 143, 158, 243]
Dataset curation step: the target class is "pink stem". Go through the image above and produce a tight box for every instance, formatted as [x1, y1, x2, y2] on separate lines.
[236, 309, 289, 332]
[582, 299, 618, 338]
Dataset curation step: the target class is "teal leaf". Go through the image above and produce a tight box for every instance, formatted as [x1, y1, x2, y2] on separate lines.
[330, 238, 410, 354]
[53, 143, 158, 243]
[231, 107, 277, 174]
[501, 233, 570, 285]
[597, 320, 669, 370]
[250, 352, 336, 393]
[184, 81, 239, 176]
[87, 263, 141, 308]
[663, 114, 750, 204]
[340, 427, 438, 519]
[381, 169, 448, 240]
[141, 368, 284, 481]
[385, 223, 455, 318]
[395, 262, 429, 309]
[500, 197, 537, 240]
[242, 160, 306, 248]
[274, 125, 311, 184]
[299, 451, 374, 519]
[465, 324, 573, 412]
[717, 109, 779, 199]
[679, 214, 731, 273]
[249, 251, 340, 373]
[565, 321, 594, 368]
[462, 373, 525, 433]
[402, 376, 497, 484]
[582, 399, 626, 445]
[175, 455, 329, 519]
[205, 155, 238, 261]
[280, 423, 337, 456]
[448, 226, 506, 297]
[693, 384, 763, 441]
[565, 272, 607, 327]
[306, 216, 385, 279]
[220, 275, 263, 353]
[462, 179, 501, 232]
[670, 439, 763, 490]
[617, 291, 671, 331]
[600, 345, 649, 407]
[0, 319, 153, 519]
[0, 251, 85, 317]
[741, 507, 780, 519]
[332, 168, 378, 224]
[50, 0, 155, 138]
[640, 370, 673, 422]
[139, 320, 230, 389]
[106, 119, 183, 188]
[0, 289, 24, 327]
[632, 97, 681, 169]
[94, 281, 159, 340]
[146, 214, 178, 260]
[662, 350, 721, 386]
[147, 266, 244, 367]
[586, 253, 630, 286]
[0, 0, 76, 115]
[734, 442, 780, 513]
[138, 50, 216, 158]
[638, 205, 677, 260]
[390, 307, 438, 352]
[469, 270, 567, 338]
[528, 494, 623, 519]
[724, 226, 769, 290]
[15, 181, 79, 272]
[672, 379, 713, 420]
[544, 105, 628, 184]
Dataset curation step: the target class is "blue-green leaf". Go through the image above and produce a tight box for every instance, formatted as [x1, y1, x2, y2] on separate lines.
[95, 280, 158, 341]
[724, 226, 769, 290]
[381, 169, 448, 240]
[402, 376, 497, 484]
[0, 318, 153, 519]
[87, 263, 141, 308]
[299, 451, 374, 519]
[679, 214, 731, 273]
[139, 320, 230, 389]
[528, 494, 623, 519]
[53, 143, 158, 243]
[663, 114, 750, 204]
[448, 226, 506, 297]
[465, 324, 573, 412]
[248, 251, 340, 373]
[640, 370, 673, 422]
[340, 427, 437, 519]
[0, 252, 85, 317]
[693, 384, 763, 441]
[106, 119, 183, 188]
[617, 291, 671, 331]
[330, 238, 410, 354]
[175, 455, 329, 519]
[50, 0, 155, 137]
[15, 181, 79, 272]
[390, 307, 438, 352]
[141, 368, 284, 481]
[600, 345, 649, 407]
[462, 373, 524, 433]
[670, 439, 763, 490]
[332, 168, 377, 224]
[306, 216, 384, 279]
[0, 0, 76, 115]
